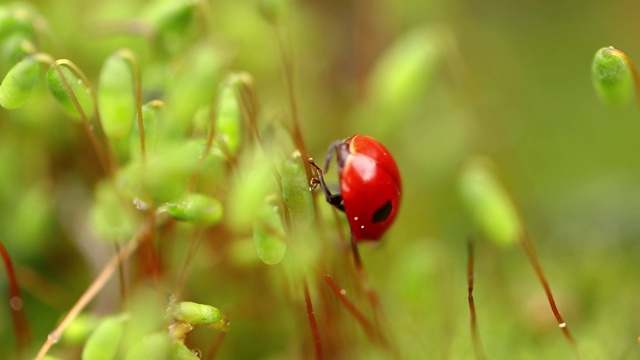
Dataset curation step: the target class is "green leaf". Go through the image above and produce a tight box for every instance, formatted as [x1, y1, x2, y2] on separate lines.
[165, 193, 223, 225]
[592, 46, 634, 107]
[253, 195, 286, 265]
[82, 315, 127, 360]
[0, 55, 40, 109]
[459, 157, 522, 247]
[99, 52, 136, 141]
[173, 301, 223, 325]
[46, 62, 95, 121]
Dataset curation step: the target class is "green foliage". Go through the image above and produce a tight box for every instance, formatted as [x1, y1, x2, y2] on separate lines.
[2, 1, 640, 359]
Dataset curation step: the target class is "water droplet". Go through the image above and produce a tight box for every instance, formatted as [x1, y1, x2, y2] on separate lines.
[360, 225, 364, 229]
[339, 289, 346, 296]
[192, 348, 202, 358]
[559, 322, 566, 328]
[354, 216, 359, 221]
[9, 296, 23, 310]
[48, 333, 60, 344]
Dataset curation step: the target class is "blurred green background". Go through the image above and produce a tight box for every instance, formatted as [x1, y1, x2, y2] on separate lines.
[1, 0, 640, 359]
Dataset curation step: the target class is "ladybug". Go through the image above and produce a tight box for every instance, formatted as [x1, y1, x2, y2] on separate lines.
[309, 134, 401, 241]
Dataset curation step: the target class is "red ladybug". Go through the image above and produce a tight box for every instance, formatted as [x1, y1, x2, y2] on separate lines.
[309, 135, 401, 241]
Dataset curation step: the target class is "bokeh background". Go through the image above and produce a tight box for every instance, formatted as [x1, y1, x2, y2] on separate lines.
[1, 0, 640, 358]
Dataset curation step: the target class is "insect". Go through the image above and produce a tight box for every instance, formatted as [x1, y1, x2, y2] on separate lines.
[309, 134, 401, 241]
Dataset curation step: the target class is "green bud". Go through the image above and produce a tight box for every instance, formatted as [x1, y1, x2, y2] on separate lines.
[279, 151, 321, 274]
[82, 314, 127, 360]
[281, 151, 315, 229]
[173, 301, 223, 325]
[227, 149, 277, 231]
[361, 26, 442, 135]
[253, 195, 286, 265]
[592, 46, 635, 107]
[90, 181, 138, 243]
[99, 52, 136, 141]
[257, 0, 291, 24]
[0, 5, 36, 41]
[124, 332, 170, 360]
[46, 62, 95, 121]
[165, 193, 223, 225]
[459, 157, 522, 247]
[215, 81, 242, 157]
[62, 313, 100, 345]
[0, 55, 40, 109]
[142, 0, 195, 35]
[165, 45, 225, 137]
[117, 140, 206, 205]
[1, 33, 36, 70]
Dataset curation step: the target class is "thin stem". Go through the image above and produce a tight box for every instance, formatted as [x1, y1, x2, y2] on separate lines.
[348, 234, 385, 337]
[0, 240, 30, 356]
[35, 218, 153, 360]
[187, 97, 217, 192]
[52, 60, 113, 177]
[519, 230, 581, 360]
[271, 22, 312, 181]
[117, 49, 146, 163]
[467, 236, 485, 360]
[174, 229, 205, 298]
[320, 273, 384, 346]
[303, 280, 323, 360]
[205, 329, 228, 360]
[114, 242, 128, 307]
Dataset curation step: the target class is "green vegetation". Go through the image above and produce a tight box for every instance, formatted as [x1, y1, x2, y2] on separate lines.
[1, 0, 639, 359]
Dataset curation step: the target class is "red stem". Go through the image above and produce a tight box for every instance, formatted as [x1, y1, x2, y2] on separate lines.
[0, 240, 30, 356]
[466, 236, 485, 360]
[519, 231, 581, 359]
[303, 280, 323, 360]
[320, 273, 383, 346]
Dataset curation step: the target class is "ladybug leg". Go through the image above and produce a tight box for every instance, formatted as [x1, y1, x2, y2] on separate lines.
[308, 158, 345, 211]
[322, 140, 344, 173]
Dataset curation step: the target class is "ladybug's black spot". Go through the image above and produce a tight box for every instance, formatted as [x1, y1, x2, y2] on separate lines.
[371, 200, 392, 224]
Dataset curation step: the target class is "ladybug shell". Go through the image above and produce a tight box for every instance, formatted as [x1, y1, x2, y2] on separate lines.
[338, 135, 401, 241]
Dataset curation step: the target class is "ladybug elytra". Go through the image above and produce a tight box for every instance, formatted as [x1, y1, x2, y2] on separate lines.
[310, 134, 401, 241]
